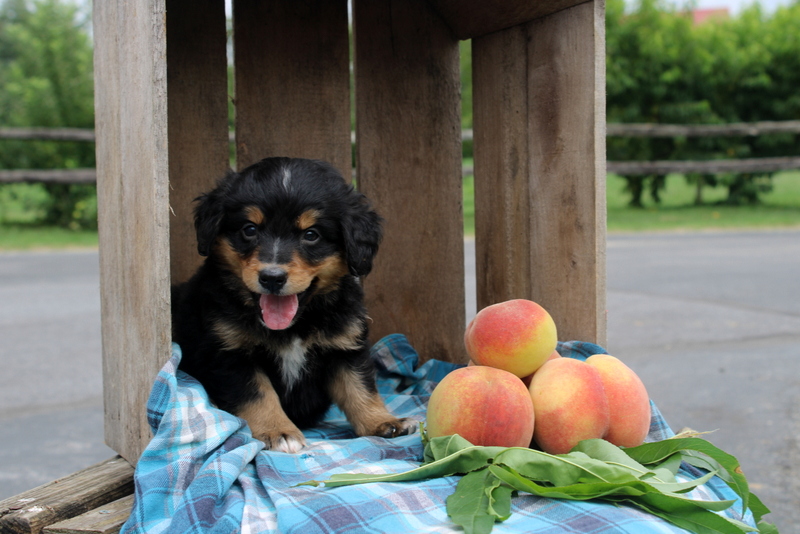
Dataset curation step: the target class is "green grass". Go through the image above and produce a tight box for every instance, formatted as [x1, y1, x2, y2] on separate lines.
[463, 170, 800, 236]
[606, 171, 800, 233]
[1, 171, 799, 250]
[0, 224, 98, 250]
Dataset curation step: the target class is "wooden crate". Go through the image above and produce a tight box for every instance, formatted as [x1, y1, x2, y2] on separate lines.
[93, 0, 606, 466]
[1, 1, 606, 531]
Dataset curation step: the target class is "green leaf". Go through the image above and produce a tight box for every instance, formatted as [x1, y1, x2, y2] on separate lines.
[304, 441, 503, 488]
[490, 447, 634, 486]
[486, 480, 513, 521]
[446, 469, 499, 534]
[746, 493, 772, 524]
[424, 433, 482, 464]
[487, 464, 724, 508]
[632, 494, 759, 534]
[654, 451, 684, 478]
[573, 439, 677, 483]
[756, 519, 780, 534]
[488, 464, 652, 501]
[623, 437, 750, 514]
[301, 433, 765, 534]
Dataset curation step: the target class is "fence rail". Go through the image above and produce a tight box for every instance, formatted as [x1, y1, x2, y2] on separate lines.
[2, 123, 799, 182]
[0, 168, 96, 184]
[606, 120, 800, 138]
[607, 157, 800, 175]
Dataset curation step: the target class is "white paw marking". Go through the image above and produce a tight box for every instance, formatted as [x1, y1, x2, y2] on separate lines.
[274, 434, 305, 454]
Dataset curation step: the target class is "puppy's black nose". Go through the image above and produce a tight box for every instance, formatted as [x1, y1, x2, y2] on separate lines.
[259, 267, 288, 294]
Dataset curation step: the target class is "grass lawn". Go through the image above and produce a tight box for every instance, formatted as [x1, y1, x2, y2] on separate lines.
[0, 224, 98, 250]
[605, 171, 800, 233]
[1, 171, 799, 250]
[463, 170, 800, 236]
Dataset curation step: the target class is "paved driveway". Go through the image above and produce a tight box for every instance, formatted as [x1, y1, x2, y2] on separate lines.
[2, 230, 798, 531]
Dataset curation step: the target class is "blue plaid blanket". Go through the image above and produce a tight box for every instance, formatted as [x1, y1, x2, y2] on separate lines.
[121, 334, 752, 534]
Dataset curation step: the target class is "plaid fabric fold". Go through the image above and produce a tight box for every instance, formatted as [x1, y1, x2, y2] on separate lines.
[121, 334, 753, 534]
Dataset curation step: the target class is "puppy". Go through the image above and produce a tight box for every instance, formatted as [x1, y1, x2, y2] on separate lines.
[172, 157, 415, 453]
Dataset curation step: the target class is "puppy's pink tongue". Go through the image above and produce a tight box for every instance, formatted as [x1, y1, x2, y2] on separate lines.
[259, 294, 299, 330]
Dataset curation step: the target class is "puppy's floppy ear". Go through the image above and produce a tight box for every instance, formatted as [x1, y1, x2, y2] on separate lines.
[343, 195, 383, 277]
[193, 173, 233, 256]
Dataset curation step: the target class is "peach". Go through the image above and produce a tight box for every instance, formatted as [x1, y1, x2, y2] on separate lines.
[528, 358, 610, 454]
[426, 365, 535, 448]
[465, 299, 558, 378]
[586, 354, 651, 448]
[521, 350, 561, 387]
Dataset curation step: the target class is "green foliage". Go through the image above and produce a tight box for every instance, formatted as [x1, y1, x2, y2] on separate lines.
[304, 432, 776, 534]
[3, 0, 800, 234]
[0, 0, 96, 229]
[606, 0, 800, 206]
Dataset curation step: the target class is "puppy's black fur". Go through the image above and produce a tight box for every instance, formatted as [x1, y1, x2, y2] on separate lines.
[172, 157, 414, 452]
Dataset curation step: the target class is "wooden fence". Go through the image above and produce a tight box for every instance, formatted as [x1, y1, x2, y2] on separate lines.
[606, 120, 800, 175]
[2, 121, 800, 184]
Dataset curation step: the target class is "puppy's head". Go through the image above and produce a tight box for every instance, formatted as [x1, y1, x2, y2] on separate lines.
[194, 157, 382, 330]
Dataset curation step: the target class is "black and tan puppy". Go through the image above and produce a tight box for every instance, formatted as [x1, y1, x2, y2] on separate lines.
[172, 157, 415, 453]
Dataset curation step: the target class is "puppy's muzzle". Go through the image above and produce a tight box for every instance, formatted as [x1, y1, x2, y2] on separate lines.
[259, 267, 288, 294]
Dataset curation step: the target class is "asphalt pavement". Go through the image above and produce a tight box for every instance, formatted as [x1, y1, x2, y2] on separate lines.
[1, 230, 798, 531]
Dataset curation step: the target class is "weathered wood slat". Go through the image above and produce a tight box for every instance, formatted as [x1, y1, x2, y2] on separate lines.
[42, 496, 133, 534]
[354, 0, 467, 363]
[472, 0, 607, 346]
[427, 0, 589, 39]
[93, 0, 172, 464]
[472, 24, 533, 318]
[166, 0, 230, 285]
[233, 0, 351, 174]
[0, 457, 133, 534]
[526, 1, 607, 346]
[0, 169, 96, 184]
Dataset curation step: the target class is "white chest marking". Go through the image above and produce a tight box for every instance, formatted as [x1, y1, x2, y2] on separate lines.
[279, 337, 306, 390]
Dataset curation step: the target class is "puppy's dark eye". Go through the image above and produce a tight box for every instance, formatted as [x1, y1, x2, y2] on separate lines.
[302, 228, 320, 243]
[242, 223, 258, 239]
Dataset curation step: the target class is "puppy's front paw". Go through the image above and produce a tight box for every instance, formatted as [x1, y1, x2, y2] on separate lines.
[252, 424, 306, 453]
[373, 417, 417, 439]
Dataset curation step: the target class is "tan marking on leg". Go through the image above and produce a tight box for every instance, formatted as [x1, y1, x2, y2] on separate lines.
[329, 367, 416, 438]
[237, 371, 306, 453]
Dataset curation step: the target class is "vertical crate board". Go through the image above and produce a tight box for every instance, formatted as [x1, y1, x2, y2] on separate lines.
[472, 0, 607, 346]
[167, 0, 230, 285]
[353, 0, 467, 364]
[94, 0, 172, 464]
[94, 0, 230, 463]
[233, 0, 351, 174]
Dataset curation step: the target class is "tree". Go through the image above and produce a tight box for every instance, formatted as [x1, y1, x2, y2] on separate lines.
[0, 0, 96, 228]
[606, 0, 800, 206]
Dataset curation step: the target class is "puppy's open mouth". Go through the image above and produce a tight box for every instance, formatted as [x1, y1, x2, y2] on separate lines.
[259, 293, 299, 331]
